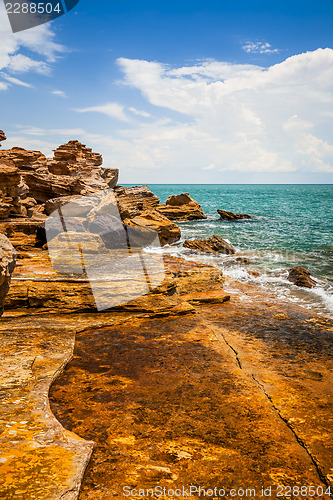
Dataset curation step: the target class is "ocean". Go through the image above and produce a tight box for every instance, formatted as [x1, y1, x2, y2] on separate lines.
[144, 184, 333, 318]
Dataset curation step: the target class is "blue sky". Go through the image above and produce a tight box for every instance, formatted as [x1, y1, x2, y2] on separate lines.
[1, 0, 333, 183]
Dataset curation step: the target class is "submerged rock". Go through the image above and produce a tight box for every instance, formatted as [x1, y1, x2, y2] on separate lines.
[0, 234, 16, 315]
[184, 234, 235, 254]
[157, 192, 206, 221]
[217, 209, 251, 220]
[287, 266, 317, 288]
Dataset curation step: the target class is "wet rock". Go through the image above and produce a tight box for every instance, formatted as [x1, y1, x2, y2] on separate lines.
[157, 192, 206, 221]
[0, 234, 16, 315]
[184, 234, 235, 254]
[287, 266, 317, 288]
[124, 209, 181, 246]
[217, 209, 251, 220]
[114, 185, 160, 219]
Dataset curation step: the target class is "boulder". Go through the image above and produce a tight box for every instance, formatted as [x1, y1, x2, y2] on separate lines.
[157, 193, 206, 221]
[36, 217, 87, 246]
[124, 209, 181, 246]
[114, 185, 160, 219]
[88, 214, 128, 249]
[0, 130, 6, 145]
[287, 266, 317, 288]
[0, 234, 16, 315]
[217, 209, 251, 220]
[184, 234, 235, 255]
[45, 195, 99, 217]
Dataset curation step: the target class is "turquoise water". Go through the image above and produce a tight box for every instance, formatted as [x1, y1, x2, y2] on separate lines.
[146, 184, 333, 316]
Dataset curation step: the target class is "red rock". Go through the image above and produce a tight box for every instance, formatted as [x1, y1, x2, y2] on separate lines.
[0, 130, 6, 146]
[287, 266, 317, 288]
[157, 192, 206, 221]
[0, 234, 16, 315]
[124, 209, 181, 246]
[184, 234, 235, 254]
[114, 185, 160, 219]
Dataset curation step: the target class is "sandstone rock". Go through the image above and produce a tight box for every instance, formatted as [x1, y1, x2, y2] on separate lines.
[287, 266, 317, 288]
[157, 192, 206, 221]
[183, 234, 235, 254]
[0, 234, 16, 315]
[45, 195, 99, 217]
[217, 209, 251, 220]
[124, 209, 181, 246]
[88, 214, 128, 249]
[0, 140, 119, 210]
[0, 130, 6, 146]
[114, 185, 160, 219]
[36, 218, 87, 246]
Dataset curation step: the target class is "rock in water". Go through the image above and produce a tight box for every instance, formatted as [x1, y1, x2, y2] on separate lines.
[287, 266, 317, 288]
[0, 234, 16, 316]
[157, 192, 206, 221]
[217, 209, 251, 220]
[184, 234, 236, 254]
[124, 209, 181, 246]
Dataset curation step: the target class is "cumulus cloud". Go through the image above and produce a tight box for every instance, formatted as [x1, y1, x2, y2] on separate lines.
[242, 41, 279, 54]
[113, 49, 333, 176]
[75, 102, 129, 122]
[0, 2, 65, 90]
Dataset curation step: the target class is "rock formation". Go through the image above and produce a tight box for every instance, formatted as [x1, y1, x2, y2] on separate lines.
[184, 234, 236, 254]
[124, 209, 181, 246]
[114, 185, 160, 219]
[0, 140, 118, 218]
[217, 209, 251, 220]
[287, 266, 317, 288]
[0, 234, 16, 315]
[0, 130, 6, 146]
[157, 192, 206, 221]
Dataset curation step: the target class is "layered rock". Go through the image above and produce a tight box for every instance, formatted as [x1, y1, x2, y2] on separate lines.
[157, 192, 206, 221]
[114, 185, 160, 219]
[124, 209, 181, 246]
[287, 266, 317, 288]
[0, 234, 16, 316]
[217, 209, 251, 220]
[0, 140, 119, 215]
[0, 130, 6, 145]
[184, 234, 235, 254]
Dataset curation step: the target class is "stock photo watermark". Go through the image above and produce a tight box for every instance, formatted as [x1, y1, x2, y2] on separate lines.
[4, 0, 80, 33]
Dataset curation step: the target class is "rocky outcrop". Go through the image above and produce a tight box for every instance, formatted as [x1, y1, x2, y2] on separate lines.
[0, 130, 6, 145]
[0, 234, 16, 315]
[0, 140, 119, 215]
[184, 234, 235, 254]
[287, 266, 317, 288]
[124, 209, 181, 246]
[114, 185, 160, 219]
[217, 209, 251, 220]
[157, 192, 206, 221]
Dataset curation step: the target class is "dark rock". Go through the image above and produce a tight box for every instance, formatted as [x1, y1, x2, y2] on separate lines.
[0, 234, 16, 315]
[184, 234, 236, 254]
[217, 209, 251, 220]
[287, 266, 317, 288]
[88, 214, 128, 249]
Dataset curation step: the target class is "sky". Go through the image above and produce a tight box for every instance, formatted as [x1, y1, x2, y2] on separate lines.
[1, 0, 333, 184]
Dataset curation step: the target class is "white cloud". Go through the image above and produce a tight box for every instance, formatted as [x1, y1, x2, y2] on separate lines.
[112, 49, 333, 176]
[51, 89, 67, 97]
[1, 73, 33, 87]
[129, 107, 151, 118]
[242, 41, 279, 54]
[0, 2, 65, 90]
[75, 102, 129, 122]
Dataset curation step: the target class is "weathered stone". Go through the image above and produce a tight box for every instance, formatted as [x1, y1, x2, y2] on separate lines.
[88, 214, 128, 249]
[124, 209, 181, 246]
[217, 209, 251, 220]
[45, 195, 96, 216]
[36, 218, 87, 246]
[288, 266, 317, 288]
[157, 192, 206, 221]
[0, 234, 16, 315]
[0, 129, 6, 146]
[114, 185, 160, 219]
[184, 234, 235, 254]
